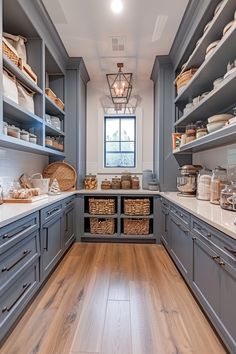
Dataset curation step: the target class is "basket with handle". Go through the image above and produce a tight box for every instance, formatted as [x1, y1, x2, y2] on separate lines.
[43, 161, 77, 191]
[2, 37, 19, 66]
[174, 68, 198, 94]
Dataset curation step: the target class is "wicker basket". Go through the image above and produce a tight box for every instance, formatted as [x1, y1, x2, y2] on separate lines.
[174, 68, 198, 94]
[55, 97, 65, 111]
[45, 88, 57, 100]
[90, 218, 115, 235]
[89, 198, 116, 215]
[123, 218, 149, 235]
[124, 199, 150, 216]
[2, 38, 19, 66]
[43, 161, 77, 191]
[18, 58, 37, 84]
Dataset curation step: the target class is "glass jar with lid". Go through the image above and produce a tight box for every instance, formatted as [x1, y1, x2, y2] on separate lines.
[185, 123, 196, 143]
[210, 166, 227, 204]
[197, 167, 212, 200]
[84, 174, 97, 190]
[196, 121, 208, 139]
[220, 182, 236, 211]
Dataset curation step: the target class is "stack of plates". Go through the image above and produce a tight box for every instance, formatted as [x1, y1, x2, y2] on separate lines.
[205, 40, 220, 59]
[207, 114, 233, 133]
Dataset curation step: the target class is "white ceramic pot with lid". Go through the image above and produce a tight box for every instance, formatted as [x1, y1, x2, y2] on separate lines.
[31, 173, 50, 194]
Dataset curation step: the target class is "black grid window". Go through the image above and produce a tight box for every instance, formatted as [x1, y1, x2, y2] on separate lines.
[104, 116, 136, 168]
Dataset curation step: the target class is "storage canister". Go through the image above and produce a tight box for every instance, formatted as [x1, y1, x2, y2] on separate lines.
[29, 133, 37, 144]
[210, 166, 227, 205]
[142, 170, 153, 190]
[101, 179, 112, 190]
[20, 129, 29, 142]
[197, 167, 212, 200]
[3, 122, 8, 135]
[84, 174, 97, 190]
[112, 176, 121, 189]
[131, 176, 140, 189]
[185, 123, 196, 143]
[220, 182, 236, 211]
[7, 125, 20, 139]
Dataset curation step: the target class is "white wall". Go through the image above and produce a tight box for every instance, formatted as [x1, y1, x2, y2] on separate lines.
[193, 143, 236, 170]
[86, 80, 154, 183]
[0, 147, 49, 188]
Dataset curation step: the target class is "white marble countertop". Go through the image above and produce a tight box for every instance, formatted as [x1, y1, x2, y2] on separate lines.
[0, 191, 77, 228]
[77, 188, 160, 195]
[161, 192, 236, 240]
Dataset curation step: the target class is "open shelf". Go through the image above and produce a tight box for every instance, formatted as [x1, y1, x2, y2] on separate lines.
[45, 122, 65, 137]
[3, 97, 43, 124]
[179, 0, 235, 75]
[120, 234, 155, 240]
[120, 214, 154, 219]
[173, 123, 236, 154]
[174, 70, 236, 127]
[3, 56, 42, 94]
[84, 213, 118, 218]
[175, 24, 236, 104]
[45, 145, 65, 155]
[45, 95, 65, 117]
[82, 233, 119, 238]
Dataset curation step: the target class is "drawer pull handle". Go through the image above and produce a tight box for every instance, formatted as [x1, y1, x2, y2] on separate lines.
[212, 256, 220, 260]
[66, 200, 73, 206]
[47, 208, 60, 217]
[224, 247, 236, 257]
[2, 225, 33, 240]
[219, 261, 225, 266]
[192, 237, 196, 241]
[2, 282, 31, 313]
[1, 250, 32, 272]
[206, 233, 211, 238]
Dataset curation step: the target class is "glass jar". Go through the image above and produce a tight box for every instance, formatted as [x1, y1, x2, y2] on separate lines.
[196, 121, 208, 139]
[197, 167, 212, 200]
[3, 122, 8, 135]
[7, 125, 20, 139]
[0, 185, 3, 205]
[45, 136, 53, 146]
[112, 176, 121, 189]
[84, 174, 97, 190]
[210, 166, 227, 204]
[101, 179, 112, 190]
[185, 123, 196, 143]
[227, 165, 236, 183]
[131, 176, 140, 189]
[20, 130, 29, 142]
[220, 182, 236, 211]
[29, 133, 37, 144]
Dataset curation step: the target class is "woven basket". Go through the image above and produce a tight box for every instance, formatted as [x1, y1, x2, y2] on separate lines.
[2, 38, 19, 66]
[90, 218, 115, 234]
[124, 199, 150, 216]
[18, 58, 37, 84]
[89, 198, 116, 215]
[43, 161, 77, 191]
[174, 68, 198, 93]
[123, 218, 149, 235]
[45, 88, 57, 100]
[55, 97, 65, 111]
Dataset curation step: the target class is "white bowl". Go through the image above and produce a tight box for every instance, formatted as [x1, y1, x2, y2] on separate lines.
[213, 77, 224, 89]
[208, 114, 233, 123]
[207, 121, 226, 133]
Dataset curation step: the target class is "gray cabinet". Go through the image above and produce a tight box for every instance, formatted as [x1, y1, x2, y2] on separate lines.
[169, 214, 192, 283]
[63, 197, 75, 251]
[160, 199, 170, 249]
[40, 202, 63, 281]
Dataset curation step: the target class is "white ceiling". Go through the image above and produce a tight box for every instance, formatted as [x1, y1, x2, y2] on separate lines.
[42, 0, 189, 89]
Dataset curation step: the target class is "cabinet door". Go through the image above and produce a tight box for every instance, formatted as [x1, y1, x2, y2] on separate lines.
[169, 215, 192, 281]
[161, 206, 170, 249]
[41, 214, 63, 280]
[220, 260, 236, 352]
[64, 205, 75, 250]
[192, 236, 220, 319]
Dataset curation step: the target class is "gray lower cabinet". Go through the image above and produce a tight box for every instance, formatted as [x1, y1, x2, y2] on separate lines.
[40, 202, 63, 281]
[161, 204, 170, 249]
[169, 214, 192, 283]
[63, 197, 75, 251]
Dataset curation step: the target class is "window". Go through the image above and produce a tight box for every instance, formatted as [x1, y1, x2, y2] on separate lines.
[104, 116, 136, 168]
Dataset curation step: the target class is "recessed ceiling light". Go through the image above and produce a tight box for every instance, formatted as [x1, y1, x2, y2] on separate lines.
[111, 0, 123, 14]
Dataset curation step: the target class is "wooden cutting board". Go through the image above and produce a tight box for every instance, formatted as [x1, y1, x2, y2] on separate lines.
[4, 195, 48, 203]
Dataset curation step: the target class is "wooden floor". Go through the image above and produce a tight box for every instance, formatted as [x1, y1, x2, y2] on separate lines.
[1, 243, 227, 354]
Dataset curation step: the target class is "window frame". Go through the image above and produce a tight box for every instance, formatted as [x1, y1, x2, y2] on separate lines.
[104, 116, 136, 168]
[97, 108, 143, 174]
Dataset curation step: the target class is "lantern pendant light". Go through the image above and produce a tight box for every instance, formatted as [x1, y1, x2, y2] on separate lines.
[106, 63, 132, 105]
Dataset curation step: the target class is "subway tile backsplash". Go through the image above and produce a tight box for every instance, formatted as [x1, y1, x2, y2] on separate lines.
[193, 143, 236, 170]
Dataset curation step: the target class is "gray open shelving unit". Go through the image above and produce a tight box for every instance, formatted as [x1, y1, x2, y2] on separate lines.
[81, 194, 157, 243]
[174, 0, 236, 155]
[0, 0, 66, 157]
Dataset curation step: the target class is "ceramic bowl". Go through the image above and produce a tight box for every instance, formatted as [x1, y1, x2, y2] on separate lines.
[207, 121, 226, 133]
[208, 114, 233, 123]
[224, 67, 236, 79]
[213, 77, 224, 89]
[214, 1, 224, 16]
[204, 20, 212, 33]
[223, 20, 235, 36]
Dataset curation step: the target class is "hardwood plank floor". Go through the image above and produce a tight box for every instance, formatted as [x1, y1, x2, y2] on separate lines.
[0, 243, 227, 354]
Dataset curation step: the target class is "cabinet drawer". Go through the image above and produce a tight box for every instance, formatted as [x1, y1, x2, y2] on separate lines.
[160, 197, 169, 209]
[0, 260, 39, 337]
[170, 204, 190, 227]
[191, 216, 236, 266]
[0, 213, 39, 254]
[63, 196, 75, 210]
[41, 202, 63, 226]
[0, 231, 40, 291]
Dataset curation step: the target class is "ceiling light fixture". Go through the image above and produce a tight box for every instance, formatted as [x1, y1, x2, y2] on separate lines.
[111, 0, 123, 14]
[106, 63, 132, 105]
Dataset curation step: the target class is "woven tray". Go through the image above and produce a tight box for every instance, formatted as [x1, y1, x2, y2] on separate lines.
[124, 198, 150, 216]
[123, 218, 149, 235]
[55, 97, 65, 111]
[2, 37, 19, 66]
[45, 88, 57, 100]
[89, 198, 116, 215]
[43, 161, 77, 191]
[90, 218, 115, 234]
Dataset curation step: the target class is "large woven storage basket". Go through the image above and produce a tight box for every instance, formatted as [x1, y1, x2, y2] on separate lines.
[43, 161, 77, 191]
[124, 198, 150, 216]
[45, 87, 57, 100]
[89, 198, 116, 215]
[90, 218, 115, 235]
[174, 68, 198, 94]
[123, 218, 149, 235]
[2, 37, 19, 66]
